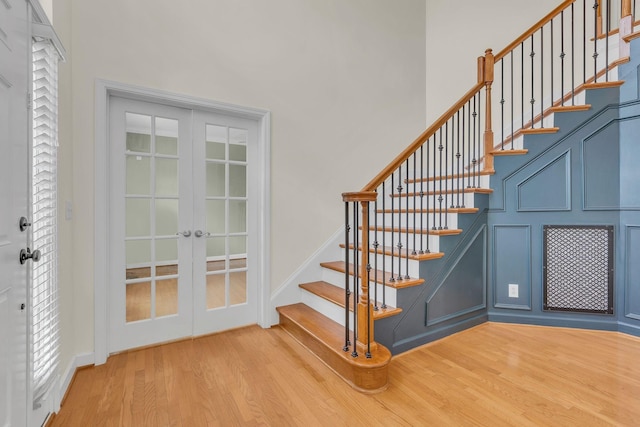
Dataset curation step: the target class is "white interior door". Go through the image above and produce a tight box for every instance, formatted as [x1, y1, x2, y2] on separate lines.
[108, 97, 194, 352]
[192, 110, 258, 335]
[108, 97, 260, 352]
[0, 0, 29, 425]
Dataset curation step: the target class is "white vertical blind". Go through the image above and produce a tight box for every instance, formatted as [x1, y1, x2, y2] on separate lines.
[31, 39, 60, 406]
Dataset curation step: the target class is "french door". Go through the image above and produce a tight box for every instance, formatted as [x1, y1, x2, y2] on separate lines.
[108, 97, 258, 352]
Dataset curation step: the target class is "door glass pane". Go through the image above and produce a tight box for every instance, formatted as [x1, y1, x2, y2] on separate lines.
[229, 128, 247, 161]
[206, 273, 225, 309]
[206, 236, 225, 258]
[229, 200, 246, 233]
[126, 239, 151, 266]
[125, 198, 150, 237]
[155, 199, 178, 236]
[206, 124, 226, 160]
[126, 266, 151, 280]
[207, 257, 226, 272]
[155, 158, 178, 196]
[126, 281, 151, 322]
[125, 113, 151, 153]
[156, 278, 178, 317]
[126, 155, 151, 195]
[229, 164, 246, 197]
[155, 117, 178, 155]
[229, 236, 246, 257]
[206, 200, 225, 234]
[229, 271, 247, 305]
[156, 239, 177, 263]
[206, 162, 226, 197]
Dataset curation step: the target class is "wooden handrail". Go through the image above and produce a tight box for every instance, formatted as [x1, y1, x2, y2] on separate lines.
[362, 81, 485, 192]
[494, 0, 575, 61]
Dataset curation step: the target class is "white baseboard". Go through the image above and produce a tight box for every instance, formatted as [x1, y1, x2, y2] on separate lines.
[269, 227, 343, 325]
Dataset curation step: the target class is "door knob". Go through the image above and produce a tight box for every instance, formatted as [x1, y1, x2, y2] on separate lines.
[19, 248, 41, 265]
[194, 230, 211, 238]
[176, 230, 192, 237]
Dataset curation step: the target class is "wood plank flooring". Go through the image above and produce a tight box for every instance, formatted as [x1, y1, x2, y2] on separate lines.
[49, 322, 640, 426]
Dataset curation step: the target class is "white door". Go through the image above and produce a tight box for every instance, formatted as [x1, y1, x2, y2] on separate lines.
[0, 0, 29, 425]
[108, 97, 259, 352]
[192, 110, 258, 336]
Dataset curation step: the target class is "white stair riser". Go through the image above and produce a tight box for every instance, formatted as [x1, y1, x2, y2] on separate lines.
[384, 192, 478, 210]
[379, 212, 458, 230]
[300, 289, 353, 330]
[340, 247, 420, 278]
[321, 267, 398, 308]
[351, 231, 440, 254]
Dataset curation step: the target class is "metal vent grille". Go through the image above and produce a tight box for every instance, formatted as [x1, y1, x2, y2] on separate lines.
[543, 225, 613, 314]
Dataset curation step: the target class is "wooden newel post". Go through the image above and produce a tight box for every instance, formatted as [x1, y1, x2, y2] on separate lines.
[620, 0, 633, 58]
[483, 48, 495, 173]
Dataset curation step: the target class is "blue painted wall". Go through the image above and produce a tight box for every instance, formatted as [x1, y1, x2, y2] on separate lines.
[487, 37, 640, 337]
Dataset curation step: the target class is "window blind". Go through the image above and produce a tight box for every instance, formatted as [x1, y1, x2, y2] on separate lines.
[31, 39, 60, 407]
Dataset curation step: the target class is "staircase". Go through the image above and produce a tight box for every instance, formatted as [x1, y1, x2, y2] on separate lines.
[276, 0, 637, 393]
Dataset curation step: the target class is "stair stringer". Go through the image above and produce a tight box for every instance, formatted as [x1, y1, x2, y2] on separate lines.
[373, 193, 490, 355]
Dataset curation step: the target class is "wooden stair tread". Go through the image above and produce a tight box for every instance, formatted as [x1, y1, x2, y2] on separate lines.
[320, 261, 423, 289]
[299, 281, 402, 320]
[520, 127, 560, 135]
[406, 170, 494, 184]
[376, 207, 479, 214]
[277, 303, 391, 392]
[365, 225, 462, 236]
[548, 104, 591, 113]
[390, 188, 492, 198]
[340, 243, 444, 261]
[491, 149, 529, 156]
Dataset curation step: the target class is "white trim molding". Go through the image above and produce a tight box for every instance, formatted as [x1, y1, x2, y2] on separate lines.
[94, 80, 271, 365]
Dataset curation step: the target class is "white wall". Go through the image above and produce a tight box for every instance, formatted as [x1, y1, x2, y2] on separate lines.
[53, 0, 427, 361]
[426, 0, 560, 122]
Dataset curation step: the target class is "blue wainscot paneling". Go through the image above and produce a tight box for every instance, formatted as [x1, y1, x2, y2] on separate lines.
[582, 123, 620, 210]
[493, 225, 531, 310]
[517, 152, 571, 212]
[625, 225, 640, 321]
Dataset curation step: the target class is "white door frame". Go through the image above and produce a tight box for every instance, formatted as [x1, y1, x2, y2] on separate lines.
[94, 80, 271, 364]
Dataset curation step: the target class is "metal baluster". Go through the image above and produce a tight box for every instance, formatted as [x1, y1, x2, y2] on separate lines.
[455, 110, 461, 209]
[366, 227, 372, 359]
[437, 128, 443, 230]
[605, 0, 609, 82]
[405, 159, 410, 279]
[467, 98, 471, 189]
[541, 26, 545, 128]
[573, 2, 576, 103]
[352, 203, 359, 358]
[594, 1, 599, 83]
[583, 0, 587, 85]
[550, 19, 554, 114]
[419, 145, 425, 254]
[444, 120, 450, 230]
[424, 144, 430, 253]
[521, 42, 525, 133]
[397, 164, 403, 280]
[381, 181, 387, 309]
[414, 152, 418, 255]
[510, 52, 515, 148]
[390, 174, 395, 283]
[472, 94, 478, 187]
[500, 59, 505, 150]
[561, 10, 565, 106]
[530, 34, 535, 129]
[343, 201, 350, 352]
[433, 131, 439, 231]
[373, 196, 379, 312]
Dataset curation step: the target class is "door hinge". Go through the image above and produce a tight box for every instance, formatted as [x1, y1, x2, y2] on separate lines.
[27, 92, 32, 110]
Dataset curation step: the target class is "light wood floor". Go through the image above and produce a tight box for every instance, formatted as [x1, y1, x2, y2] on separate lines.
[49, 322, 640, 426]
